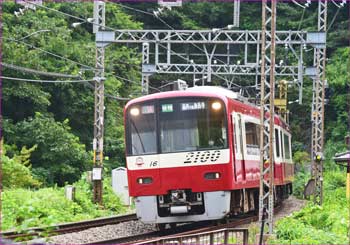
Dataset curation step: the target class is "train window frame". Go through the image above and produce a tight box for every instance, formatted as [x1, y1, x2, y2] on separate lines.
[280, 130, 284, 159]
[242, 115, 260, 159]
[283, 132, 292, 162]
[232, 113, 243, 160]
[158, 97, 228, 154]
[275, 128, 280, 159]
[125, 100, 159, 156]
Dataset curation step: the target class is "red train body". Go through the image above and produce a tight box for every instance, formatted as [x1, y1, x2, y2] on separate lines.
[124, 86, 293, 225]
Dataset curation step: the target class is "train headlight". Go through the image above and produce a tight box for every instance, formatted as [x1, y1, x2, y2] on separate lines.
[130, 107, 140, 116]
[211, 101, 222, 110]
[204, 172, 221, 180]
[137, 177, 153, 184]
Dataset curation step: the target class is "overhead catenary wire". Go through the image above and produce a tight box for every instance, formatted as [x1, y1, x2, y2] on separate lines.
[3, 36, 97, 70]
[116, 3, 225, 62]
[327, 6, 341, 32]
[1, 75, 133, 101]
[21, 0, 243, 89]
[114, 2, 245, 88]
[116, 3, 174, 30]
[84, 81, 133, 101]
[5, 34, 142, 90]
[2, 62, 80, 78]
[23, 0, 116, 32]
[111, 73, 160, 92]
[0, 76, 94, 83]
[4, 37, 143, 89]
[11, 2, 155, 90]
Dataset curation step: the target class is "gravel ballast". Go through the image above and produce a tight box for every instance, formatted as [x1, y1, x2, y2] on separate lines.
[45, 220, 156, 244]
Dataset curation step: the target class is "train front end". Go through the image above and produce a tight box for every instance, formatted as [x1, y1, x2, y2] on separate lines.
[124, 91, 234, 224]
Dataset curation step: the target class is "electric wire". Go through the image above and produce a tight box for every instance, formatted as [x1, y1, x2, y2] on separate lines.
[19, 1, 241, 89]
[3, 36, 96, 70]
[4, 37, 142, 91]
[23, 0, 116, 32]
[112, 73, 161, 92]
[116, 3, 227, 64]
[84, 81, 133, 101]
[2, 62, 80, 78]
[1, 75, 133, 101]
[114, 2, 246, 88]
[296, 8, 306, 31]
[0, 76, 94, 83]
[11, 2, 154, 91]
[327, 6, 341, 32]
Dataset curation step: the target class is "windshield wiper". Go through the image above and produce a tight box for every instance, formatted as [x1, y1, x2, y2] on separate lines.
[130, 119, 146, 154]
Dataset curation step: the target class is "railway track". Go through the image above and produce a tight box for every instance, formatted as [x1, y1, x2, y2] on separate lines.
[82, 212, 258, 244]
[1, 213, 137, 241]
[82, 205, 283, 244]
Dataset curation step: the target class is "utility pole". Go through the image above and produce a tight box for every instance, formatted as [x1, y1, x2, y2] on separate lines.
[92, 0, 106, 205]
[233, 0, 240, 28]
[311, 0, 327, 206]
[259, 0, 277, 239]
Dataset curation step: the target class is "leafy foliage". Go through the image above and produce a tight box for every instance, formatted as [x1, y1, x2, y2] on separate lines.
[5, 113, 90, 186]
[1, 175, 126, 231]
[271, 171, 349, 244]
[2, 3, 350, 241]
[2, 142, 41, 189]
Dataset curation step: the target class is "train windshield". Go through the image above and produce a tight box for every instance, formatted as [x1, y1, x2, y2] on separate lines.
[127, 104, 157, 155]
[160, 99, 227, 153]
[126, 98, 228, 156]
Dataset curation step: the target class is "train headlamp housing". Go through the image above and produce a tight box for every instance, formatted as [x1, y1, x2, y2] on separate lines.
[211, 101, 222, 111]
[130, 107, 140, 116]
[137, 177, 153, 184]
[204, 172, 221, 180]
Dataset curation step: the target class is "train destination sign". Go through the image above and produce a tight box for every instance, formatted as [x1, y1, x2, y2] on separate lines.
[181, 102, 206, 111]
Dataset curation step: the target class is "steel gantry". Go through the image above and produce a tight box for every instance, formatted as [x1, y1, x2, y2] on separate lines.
[311, 0, 328, 206]
[96, 29, 307, 95]
[258, 0, 277, 237]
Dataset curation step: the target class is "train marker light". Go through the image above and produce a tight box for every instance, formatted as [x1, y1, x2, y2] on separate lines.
[205, 172, 221, 180]
[211, 101, 222, 110]
[130, 107, 140, 116]
[137, 177, 153, 184]
[136, 157, 144, 166]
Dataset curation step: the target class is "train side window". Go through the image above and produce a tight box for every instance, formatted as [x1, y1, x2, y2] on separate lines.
[280, 130, 284, 158]
[231, 115, 237, 153]
[284, 133, 291, 159]
[275, 128, 280, 158]
[245, 122, 260, 155]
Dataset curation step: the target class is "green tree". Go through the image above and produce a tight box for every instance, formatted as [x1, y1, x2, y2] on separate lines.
[2, 141, 41, 188]
[5, 113, 90, 186]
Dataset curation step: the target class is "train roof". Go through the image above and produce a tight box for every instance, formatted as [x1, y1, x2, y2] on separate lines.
[125, 86, 289, 129]
[126, 86, 244, 106]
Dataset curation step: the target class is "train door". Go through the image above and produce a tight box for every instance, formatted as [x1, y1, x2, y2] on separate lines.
[242, 115, 260, 182]
[283, 131, 293, 181]
[232, 113, 245, 182]
[274, 127, 283, 182]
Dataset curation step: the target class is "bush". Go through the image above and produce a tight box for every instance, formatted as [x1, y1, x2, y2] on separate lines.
[1, 141, 41, 189]
[292, 170, 310, 199]
[5, 113, 90, 186]
[271, 171, 349, 244]
[1, 175, 126, 231]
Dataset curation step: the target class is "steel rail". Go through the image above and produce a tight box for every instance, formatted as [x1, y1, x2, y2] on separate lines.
[1, 213, 137, 241]
[82, 212, 261, 245]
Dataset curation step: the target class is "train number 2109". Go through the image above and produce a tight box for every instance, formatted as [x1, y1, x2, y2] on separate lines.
[184, 150, 221, 164]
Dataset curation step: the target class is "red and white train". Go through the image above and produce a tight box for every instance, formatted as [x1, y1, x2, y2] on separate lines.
[124, 86, 293, 226]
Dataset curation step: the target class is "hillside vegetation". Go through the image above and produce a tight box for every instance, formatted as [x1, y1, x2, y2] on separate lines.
[2, 1, 349, 237]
